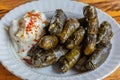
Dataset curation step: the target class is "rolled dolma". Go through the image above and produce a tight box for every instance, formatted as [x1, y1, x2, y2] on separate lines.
[66, 26, 85, 49]
[38, 35, 58, 50]
[84, 34, 97, 55]
[28, 45, 68, 68]
[97, 21, 113, 44]
[49, 9, 67, 35]
[75, 56, 88, 72]
[59, 18, 80, 43]
[83, 5, 97, 20]
[87, 18, 99, 34]
[83, 5, 99, 55]
[58, 46, 81, 73]
[85, 43, 112, 70]
[32, 49, 57, 67]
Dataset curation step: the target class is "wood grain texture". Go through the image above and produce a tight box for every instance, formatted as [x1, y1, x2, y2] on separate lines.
[0, 0, 120, 80]
[0, 0, 32, 18]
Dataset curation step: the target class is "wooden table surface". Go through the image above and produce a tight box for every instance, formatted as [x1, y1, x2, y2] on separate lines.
[0, 0, 120, 80]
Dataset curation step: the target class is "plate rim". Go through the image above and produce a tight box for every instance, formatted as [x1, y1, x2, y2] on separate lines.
[0, 0, 120, 80]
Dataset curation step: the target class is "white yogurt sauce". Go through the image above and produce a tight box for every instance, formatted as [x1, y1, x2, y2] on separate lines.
[9, 10, 47, 58]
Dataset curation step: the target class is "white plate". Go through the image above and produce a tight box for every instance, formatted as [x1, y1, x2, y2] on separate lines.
[0, 0, 120, 80]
